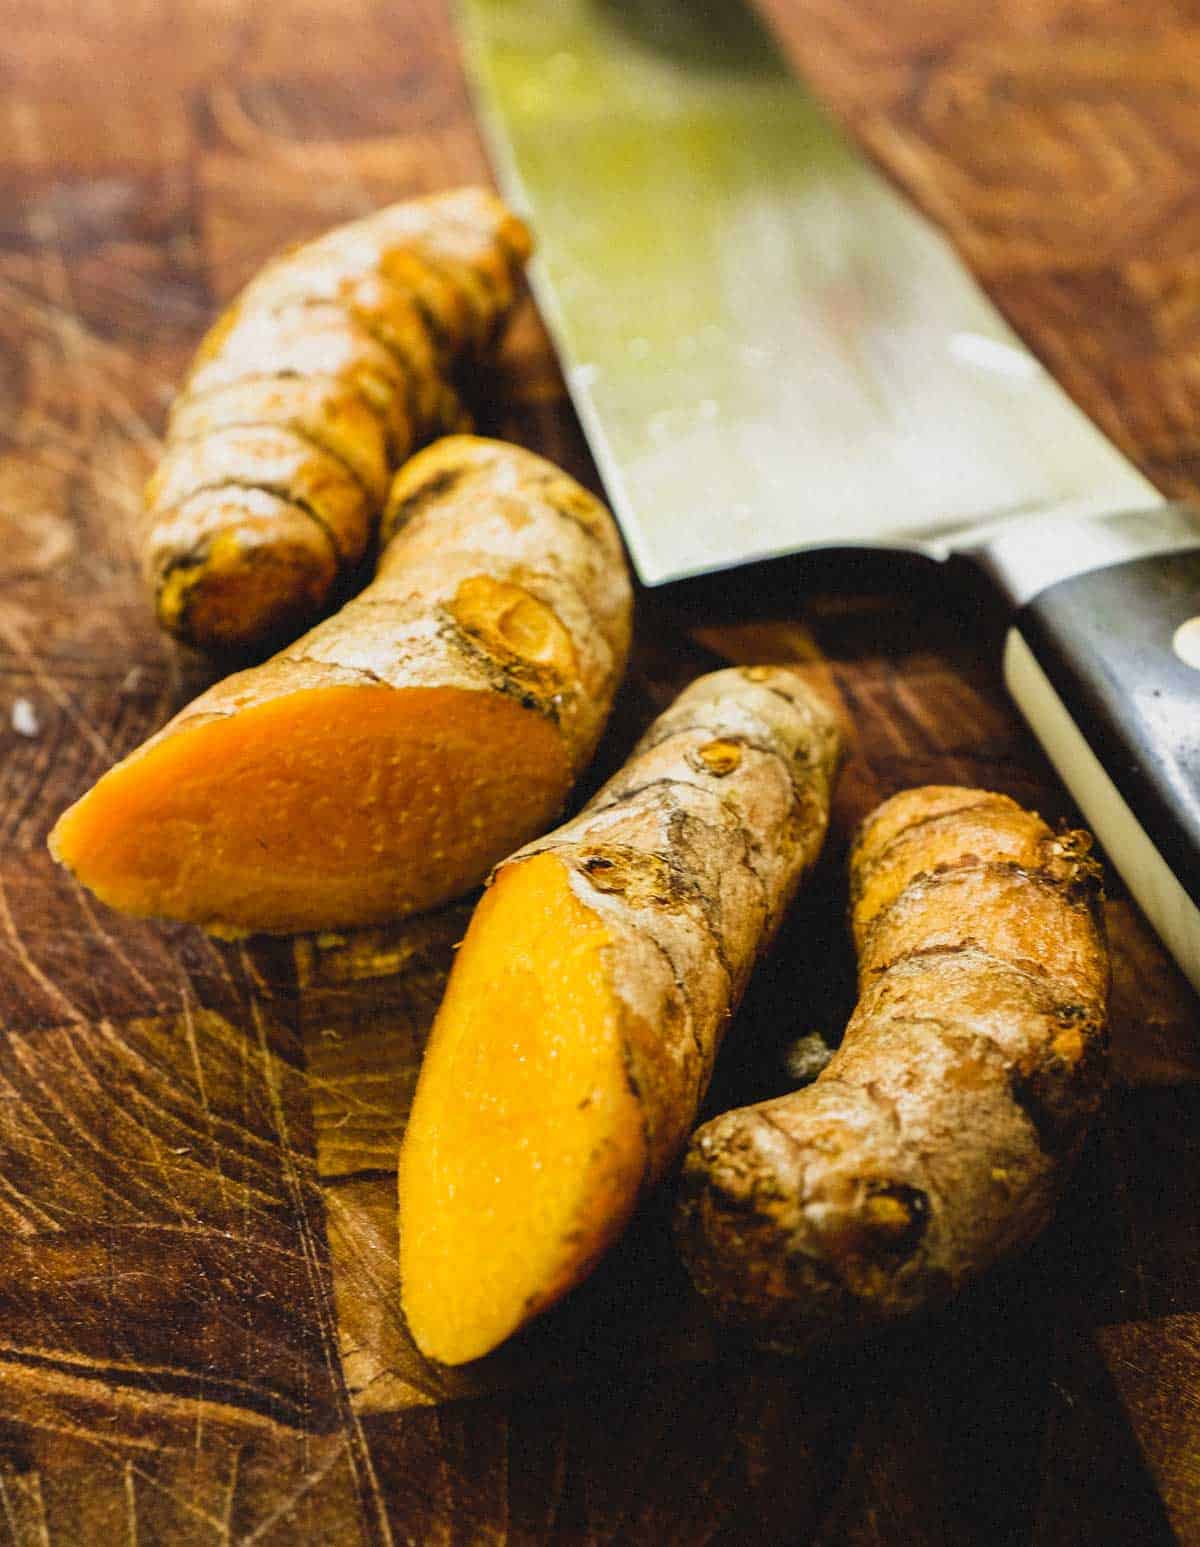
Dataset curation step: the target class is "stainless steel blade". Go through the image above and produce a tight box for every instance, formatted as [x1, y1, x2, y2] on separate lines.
[459, 0, 1158, 584]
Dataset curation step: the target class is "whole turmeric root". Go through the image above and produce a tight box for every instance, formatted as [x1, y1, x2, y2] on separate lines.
[674, 786, 1109, 1355]
[147, 187, 532, 651]
[397, 667, 843, 1365]
[51, 438, 631, 935]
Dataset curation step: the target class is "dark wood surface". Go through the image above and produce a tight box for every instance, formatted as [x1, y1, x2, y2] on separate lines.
[2, 0, 1199, 1541]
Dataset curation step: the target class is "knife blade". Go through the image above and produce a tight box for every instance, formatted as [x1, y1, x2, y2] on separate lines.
[459, 0, 1200, 992]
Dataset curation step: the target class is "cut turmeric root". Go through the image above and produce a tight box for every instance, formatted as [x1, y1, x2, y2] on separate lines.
[674, 786, 1110, 1355]
[146, 187, 531, 651]
[400, 852, 647, 1365]
[51, 437, 631, 935]
[398, 667, 843, 1365]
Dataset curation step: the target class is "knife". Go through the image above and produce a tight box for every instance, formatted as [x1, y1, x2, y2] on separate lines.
[458, 0, 1200, 993]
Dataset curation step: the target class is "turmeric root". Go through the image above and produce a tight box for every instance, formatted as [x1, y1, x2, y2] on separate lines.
[50, 437, 631, 935]
[674, 786, 1109, 1356]
[397, 666, 843, 1365]
[147, 187, 531, 651]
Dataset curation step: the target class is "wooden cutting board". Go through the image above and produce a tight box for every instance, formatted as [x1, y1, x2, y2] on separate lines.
[1, 0, 1198, 1540]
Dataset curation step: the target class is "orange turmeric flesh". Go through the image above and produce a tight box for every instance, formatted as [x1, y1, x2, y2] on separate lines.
[50, 686, 570, 936]
[399, 852, 647, 1366]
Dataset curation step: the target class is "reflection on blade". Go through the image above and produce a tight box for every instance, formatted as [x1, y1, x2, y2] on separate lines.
[460, 0, 1157, 583]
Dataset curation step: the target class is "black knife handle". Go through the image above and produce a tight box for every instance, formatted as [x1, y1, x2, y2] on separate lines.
[1005, 546, 1200, 993]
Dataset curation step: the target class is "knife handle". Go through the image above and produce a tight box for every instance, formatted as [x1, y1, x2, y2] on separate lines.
[1003, 545, 1200, 995]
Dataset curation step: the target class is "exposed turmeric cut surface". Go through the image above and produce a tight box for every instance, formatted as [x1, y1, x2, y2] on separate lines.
[399, 852, 647, 1366]
[51, 685, 569, 936]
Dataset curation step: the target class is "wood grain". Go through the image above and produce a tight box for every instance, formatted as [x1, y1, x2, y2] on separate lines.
[0, 0, 1198, 1540]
